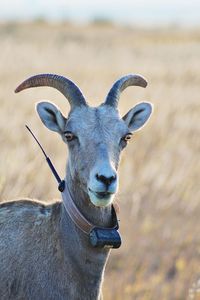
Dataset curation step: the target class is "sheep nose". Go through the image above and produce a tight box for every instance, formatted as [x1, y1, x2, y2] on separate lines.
[96, 173, 117, 187]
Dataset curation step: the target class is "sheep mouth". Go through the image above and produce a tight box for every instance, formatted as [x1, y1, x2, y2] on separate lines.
[88, 188, 113, 199]
[88, 188, 115, 207]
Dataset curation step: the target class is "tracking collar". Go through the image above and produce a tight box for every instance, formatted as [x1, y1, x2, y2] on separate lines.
[59, 180, 121, 248]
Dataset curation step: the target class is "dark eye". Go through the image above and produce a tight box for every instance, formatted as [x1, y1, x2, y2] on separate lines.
[122, 133, 132, 142]
[64, 131, 76, 142]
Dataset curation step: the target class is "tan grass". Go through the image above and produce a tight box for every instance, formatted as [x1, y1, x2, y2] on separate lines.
[0, 22, 200, 300]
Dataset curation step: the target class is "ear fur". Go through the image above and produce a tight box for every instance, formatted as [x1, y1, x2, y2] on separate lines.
[36, 101, 66, 133]
[123, 102, 153, 132]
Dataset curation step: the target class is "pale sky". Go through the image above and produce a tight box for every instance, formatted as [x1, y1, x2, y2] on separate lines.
[0, 0, 200, 26]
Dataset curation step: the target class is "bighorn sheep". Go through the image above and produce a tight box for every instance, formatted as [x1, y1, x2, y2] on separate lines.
[0, 74, 152, 299]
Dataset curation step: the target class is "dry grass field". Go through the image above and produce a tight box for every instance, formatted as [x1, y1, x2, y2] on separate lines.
[0, 21, 200, 299]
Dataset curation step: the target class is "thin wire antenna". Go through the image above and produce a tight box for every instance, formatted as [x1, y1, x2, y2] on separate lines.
[25, 125, 47, 159]
[25, 125, 65, 191]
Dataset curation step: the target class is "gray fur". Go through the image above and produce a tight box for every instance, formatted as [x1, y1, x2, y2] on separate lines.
[0, 81, 152, 299]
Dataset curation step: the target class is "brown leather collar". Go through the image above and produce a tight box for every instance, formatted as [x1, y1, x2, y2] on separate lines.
[61, 183, 119, 235]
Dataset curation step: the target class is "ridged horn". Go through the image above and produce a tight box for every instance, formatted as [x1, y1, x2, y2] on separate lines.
[104, 74, 148, 108]
[15, 74, 87, 109]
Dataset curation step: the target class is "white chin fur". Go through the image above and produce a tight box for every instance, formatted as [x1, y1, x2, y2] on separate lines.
[88, 190, 114, 207]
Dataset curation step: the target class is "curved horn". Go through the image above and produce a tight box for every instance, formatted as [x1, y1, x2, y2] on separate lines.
[104, 74, 148, 108]
[15, 74, 87, 109]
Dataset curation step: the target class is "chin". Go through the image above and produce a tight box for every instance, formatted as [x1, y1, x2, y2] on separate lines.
[88, 190, 115, 208]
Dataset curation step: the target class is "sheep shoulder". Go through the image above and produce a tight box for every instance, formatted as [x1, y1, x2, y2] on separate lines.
[0, 199, 67, 300]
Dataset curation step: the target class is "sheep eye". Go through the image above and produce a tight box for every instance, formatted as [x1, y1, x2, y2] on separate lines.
[64, 131, 75, 142]
[123, 133, 132, 142]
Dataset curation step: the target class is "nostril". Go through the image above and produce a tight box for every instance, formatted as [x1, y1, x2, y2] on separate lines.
[110, 175, 116, 184]
[96, 173, 117, 186]
[96, 174, 105, 183]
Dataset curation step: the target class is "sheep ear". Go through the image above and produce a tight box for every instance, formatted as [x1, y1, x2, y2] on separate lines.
[123, 102, 153, 132]
[36, 101, 66, 133]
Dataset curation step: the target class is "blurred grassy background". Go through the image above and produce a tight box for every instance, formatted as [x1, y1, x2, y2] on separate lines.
[0, 21, 200, 299]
